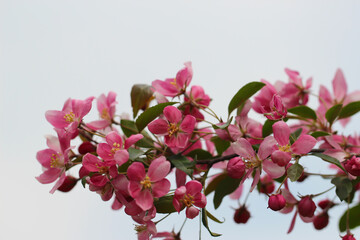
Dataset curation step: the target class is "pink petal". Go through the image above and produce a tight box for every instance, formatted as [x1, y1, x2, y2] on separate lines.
[258, 136, 276, 160]
[291, 135, 316, 155]
[319, 85, 332, 105]
[111, 197, 123, 210]
[193, 192, 207, 208]
[175, 169, 186, 188]
[135, 189, 154, 211]
[112, 174, 130, 194]
[87, 120, 109, 130]
[186, 206, 199, 219]
[229, 184, 243, 200]
[250, 168, 260, 192]
[45, 110, 68, 128]
[148, 119, 169, 135]
[152, 179, 171, 198]
[173, 197, 182, 213]
[272, 121, 290, 146]
[180, 115, 196, 134]
[174, 186, 187, 200]
[231, 138, 256, 159]
[163, 106, 182, 123]
[271, 150, 292, 167]
[287, 210, 298, 234]
[128, 181, 142, 198]
[262, 159, 286, 179]
[106, 131, 123, 147]
[152, 79, 178, 97]
[36, 168, 61, 184]
[114, 150, 129, 166]
[124, 134, 144, 149]
[127, 162, 146, 181]
[36, 149, 58, 168]
[186, 180, 203, 196]
[82, 153, 102, 172]
[49, 172, 66, 194]
[45, 135, 61, 152]
[148, 156, 170, 182]
[332, 68, 347, 101]
[97, 143, 113, 161]
[174, 133, 189, 149]
[176, 61, 193, 88]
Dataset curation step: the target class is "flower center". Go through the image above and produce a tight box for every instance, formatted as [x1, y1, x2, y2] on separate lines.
[111, 142, 121, 154]
[140, 176, 152, 189]
[50, 153, 63, 168]
[96, 164, 109, 174]
[134, 225, 147, 233]
[170, 78, 177, 86]
[181, 194, 194, 207]
[101, 108, 111, 121]
[168, 123, 179, 137]
[64, 111, 75, 123]
[279, 144, 291, 152]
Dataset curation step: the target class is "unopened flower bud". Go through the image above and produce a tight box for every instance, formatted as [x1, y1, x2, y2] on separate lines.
[344, 156, 360, 176]
[57, 176, 78, 192]
[297, 171, 308, 182]
[342, 233, 356, 240]
[259, 175, 275, 194]
[318, 199, 334, 210]
[268, 194, 286, 211]
[298, 195, 316, 218]
[227, 157, 246, 179]
[78, 141, 96, 155]
[234, 206, 250, 224]
[313, 212, 329, 230]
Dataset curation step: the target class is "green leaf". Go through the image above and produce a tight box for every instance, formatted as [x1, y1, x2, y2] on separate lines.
[311, 152, 347, 173]
[135, 102, 177, 132]
[289, 128, 303, 145]
[211, 136, 231, 156]
[288, 106, 317, 120]
[131, 84, 154, 118]
[339, 204, 360, 232]
[128, 148, 144, 161]
[325, 104, 342, 125]
[201, 208, 222, 237]
[310, 131, 331, 138]
[186, 149, 213, 160]
[205, 172, 227, 196]
[213, 175, 241, 209]
[287, 163, 304, 182]
[228, 82, 265, 115]
[212, 117, 233, 130]
[206, 210, 225, 223]
[331, 177, 353, 201]
[120, 119, 154, 148]
[81, 177, 87, 188]
[169, 154, 195, 177]
[154, 195, 179, 214]
[262, 119, 277, 138]
[339, 101, 360, 119]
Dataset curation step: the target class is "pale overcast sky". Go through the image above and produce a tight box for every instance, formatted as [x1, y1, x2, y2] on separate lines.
[1, 1, 360, 239]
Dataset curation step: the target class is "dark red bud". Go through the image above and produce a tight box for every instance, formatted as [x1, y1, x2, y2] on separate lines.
[268, 194, 286, 211]
[318, 199, 334, 210]
[227, 157, 246, 179]
[298, 195, 316, 218]
[297, 172, 308, 182]
[342, 233, 356, 240]
[57, 176, 78, 192]
[78, 141, 96, 155]
[344, 156, 360, 176]
[234, 206, 250, 224]
[259, 175, 275, 194]
[313, 212, 329, 230]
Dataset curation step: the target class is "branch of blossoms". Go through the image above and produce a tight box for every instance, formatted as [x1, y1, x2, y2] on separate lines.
[36, 62, 360, 240]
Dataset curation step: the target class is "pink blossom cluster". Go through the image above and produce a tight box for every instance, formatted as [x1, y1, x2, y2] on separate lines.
[36, 62, 360, 239]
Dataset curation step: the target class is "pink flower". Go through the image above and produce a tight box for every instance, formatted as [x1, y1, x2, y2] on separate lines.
[278, 68, 312, 108]
[263, 94, 287, 120]
[152, 62, 193, 97]
[128, 156, 171, 211]
[344, 156, 360, 176]
[183, 85, 211, 121]
[253, 80, 278, 114]
[45, 97, 94, 131]
[36, 130, 72, 194]
[87, 91, 117, 130]
[271, 121, 317, 167]
[148, 106, 196, 148]
[134, 221, 157, 240]
[97, 131, 143, 166]
[173, 180, 206, 219]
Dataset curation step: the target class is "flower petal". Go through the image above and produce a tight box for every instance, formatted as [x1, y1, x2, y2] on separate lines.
[135, 189, 154, 211]
[180, 115, 196, 134]
[272, 121, 290, 146]
[97, 143, 113, 160]
[148, 156, 170, 182]
[148, 119, 169, 135]
[185, 206, 199, 219]
[258, 136, 276, 160]
[186, 180, 203, 196]
[332, 68, 347, 101]
[127, 162, 146, 181]
[231, 138, 256, 159]
[45, 110, 68, 128]
[114, 150, 129, 166]
[271, 150, 292, 167]
[82, 153, 101, 172]
[106, 131, 123, 147]
[124, 134, 144, 149]
[163, 106, 182, 123]
[291, 135, 317, 155]
[152, 179, 171, 198]
[262, 159, 286, 179]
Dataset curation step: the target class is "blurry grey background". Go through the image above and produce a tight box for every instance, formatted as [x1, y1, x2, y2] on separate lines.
[1, 0, 360, 239]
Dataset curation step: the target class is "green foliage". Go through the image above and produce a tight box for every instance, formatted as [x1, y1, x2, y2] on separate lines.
[213, 175, 241, 209]
[311, 152, 346, 173]
[287, 163, 304, 182]
[331, 177, 353, 201]
[338, 101, 360, 119]
[228, 82, 265, 115]
[169, 154, 195, 177]
[288, 105, 317, 120]
[211, 136, 230, 156]
[202, 208, 222, 237]
[154, 195, 179, 214]
[339, 204, 360, 232]
[131, 84, 154, 118]
[325, 104, 342, 125]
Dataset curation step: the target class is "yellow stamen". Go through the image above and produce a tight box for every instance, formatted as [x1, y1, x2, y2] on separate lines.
[181, 194, 194, 207]
[279, 144, 291, 152]
[111, 142, 121, 154]
[140, 176, 152, 189]
[170, 78, 177, 86]
[50, 153, 62, 168]
[168, 123, 179, 137]
[64, 112, 75, 123]
[101, 108, 111, 121]
[96, 164, 109, 174]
